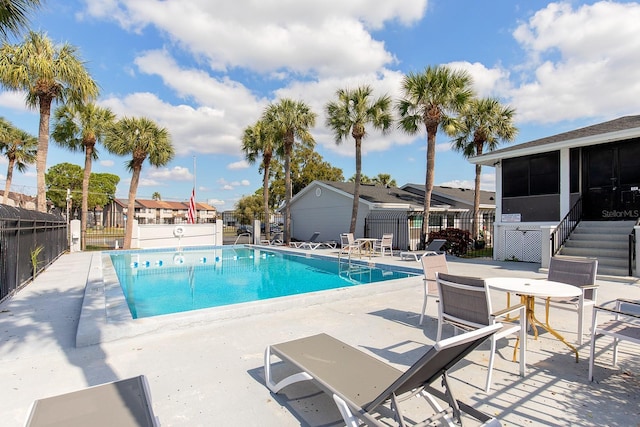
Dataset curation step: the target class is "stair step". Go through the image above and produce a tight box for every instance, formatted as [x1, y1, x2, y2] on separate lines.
[556, 221, 635, 277]
[597, 265, 632, 276]
[563, 239, 627, 250]
[559, 247, 627, 258]
[579, 220, 635, 227]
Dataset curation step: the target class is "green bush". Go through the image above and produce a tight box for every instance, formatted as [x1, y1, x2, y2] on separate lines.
[429, 228, 473, 256]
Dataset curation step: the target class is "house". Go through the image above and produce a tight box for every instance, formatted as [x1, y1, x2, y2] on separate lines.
[103, 198, 217, 227]
[288, 181, 496, 250]
[468, 115, 640, 275]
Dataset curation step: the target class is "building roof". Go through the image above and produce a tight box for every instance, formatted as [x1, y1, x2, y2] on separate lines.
[292, 181, 488, 212]
[115, 199, 216, 211]
[322, 181, 425, 207]
[470, 115, 640, 165]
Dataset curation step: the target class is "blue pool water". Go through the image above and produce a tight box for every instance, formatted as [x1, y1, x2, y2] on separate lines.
[109, 247, 418, 319]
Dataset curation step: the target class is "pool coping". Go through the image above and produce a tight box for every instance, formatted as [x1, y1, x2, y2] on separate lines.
[75, 246, 423, 347]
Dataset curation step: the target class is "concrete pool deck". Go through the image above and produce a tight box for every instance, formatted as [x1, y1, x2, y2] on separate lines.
[1, 249, 639, 426]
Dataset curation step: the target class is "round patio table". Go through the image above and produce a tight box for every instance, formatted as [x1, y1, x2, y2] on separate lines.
[486, 277, 582, 362]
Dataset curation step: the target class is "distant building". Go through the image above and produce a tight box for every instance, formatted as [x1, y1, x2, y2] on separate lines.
[469, 114, 640, 264]
[103, 198, 217, 227]
[287, 180, 496, 250]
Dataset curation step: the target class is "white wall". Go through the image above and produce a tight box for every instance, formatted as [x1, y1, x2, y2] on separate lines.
[290, 183, 370, 242]
[133, 223, 220, 249]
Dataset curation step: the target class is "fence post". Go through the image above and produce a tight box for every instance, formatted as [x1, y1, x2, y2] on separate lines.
[540, 226, 554, 268]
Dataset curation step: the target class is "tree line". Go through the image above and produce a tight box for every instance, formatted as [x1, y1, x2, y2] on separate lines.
[242, 72, 517, 248]
[1, 27, 174, 250]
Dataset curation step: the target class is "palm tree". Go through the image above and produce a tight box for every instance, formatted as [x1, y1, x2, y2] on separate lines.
[397, 65, 474, 249]
[326, 85, 392, 234]
[104, 117, 174, 249]
[242, 119, 276, 241]
[372, 173, 397, 187]
[0, 0, 42, 40]
[0, 31, 99, 212]
[449, 97, 517, 239]
[151, 192, 161, 201]
[0, 118, 37, 204]
[52, 102, 116, 250]
[263, 99, 316, 244]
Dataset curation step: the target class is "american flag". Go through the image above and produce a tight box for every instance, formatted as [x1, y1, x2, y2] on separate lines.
[187, 188, 196, 224]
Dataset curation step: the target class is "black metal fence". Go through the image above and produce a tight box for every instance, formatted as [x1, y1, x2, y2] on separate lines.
[365, 210, 495, 257]
[0, 204, 68, 302]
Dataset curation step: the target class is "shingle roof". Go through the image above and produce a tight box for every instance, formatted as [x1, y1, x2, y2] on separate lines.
[321, 181, 424, 206]
[483, 115, 640, 157]
[401, 184, 495, 207]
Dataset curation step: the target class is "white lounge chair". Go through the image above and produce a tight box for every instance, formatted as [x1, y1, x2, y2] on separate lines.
[289, 231, 320, 248]
[400, 239, 447, 261]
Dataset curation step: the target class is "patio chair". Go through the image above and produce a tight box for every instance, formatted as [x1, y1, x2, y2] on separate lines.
[339, 232, 361, 258]
[372, 233, 393, 257]
[289, 231, 320, 248]
[437, 273, 526, 392]
[24, 375, 158, 427]
[588, 298, 640, 381]
[419, 253, 448, 326]
[265, 324, 502, 427]
[544, 257, 599, 345]
[400, 239, 447, 261]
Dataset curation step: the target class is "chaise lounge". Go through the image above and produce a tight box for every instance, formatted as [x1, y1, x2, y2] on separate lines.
[24, 375, 158, 427]
[400, 239, 447, 261]
[265, 324, 502, 426]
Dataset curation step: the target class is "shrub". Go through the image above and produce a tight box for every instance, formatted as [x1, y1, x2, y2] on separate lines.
[429, 228, 473, 256]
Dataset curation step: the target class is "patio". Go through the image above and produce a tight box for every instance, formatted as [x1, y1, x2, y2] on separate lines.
[1, 250, 639, 426]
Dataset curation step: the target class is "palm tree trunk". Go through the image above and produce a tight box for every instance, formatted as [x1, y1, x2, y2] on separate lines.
[4, 157, 15, 204]
[422, 130, 436, 249]
[473, 163, 482, 239]
[81, 143, 94, 251]
[263, 158, 271, 241]
[350, 138, 362, 234]
[36, 97, 52, 212]
[284, 135, 293, 244]
[124, 165, 141, 249]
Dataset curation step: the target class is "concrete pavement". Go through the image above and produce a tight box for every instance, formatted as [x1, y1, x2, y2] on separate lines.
[1, 249, 639, 426]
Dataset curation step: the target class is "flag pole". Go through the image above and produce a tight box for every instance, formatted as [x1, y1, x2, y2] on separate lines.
[193, 155, 197, 199]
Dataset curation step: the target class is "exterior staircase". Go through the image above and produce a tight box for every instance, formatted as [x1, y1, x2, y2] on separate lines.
[557, 220, 635, 277]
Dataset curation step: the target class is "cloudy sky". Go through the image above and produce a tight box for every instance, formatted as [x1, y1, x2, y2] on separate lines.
[1, 0, 640, 209]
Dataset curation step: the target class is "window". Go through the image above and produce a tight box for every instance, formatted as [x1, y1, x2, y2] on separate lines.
[503, 152, 559, 197]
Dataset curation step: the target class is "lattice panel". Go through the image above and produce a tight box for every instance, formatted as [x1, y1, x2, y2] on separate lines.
[522, 230, 541, 262]
[504, 229, 541, 262]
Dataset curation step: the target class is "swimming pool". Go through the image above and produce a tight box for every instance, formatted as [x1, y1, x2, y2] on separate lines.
[109, 246, 418, 319]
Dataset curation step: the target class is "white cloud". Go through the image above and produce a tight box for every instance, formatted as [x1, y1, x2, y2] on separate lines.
[84, 0, 427, 77]
[99, 159, 115, 167]
[217, 177, 250, 191]
[446, 61, 512, 99]
[0, 91, 31, 111]
[510, 1, 640, 123]
[207, 198, 225, 206]
[227, 160, 249, 170]
[147, 166, 193, 181]
[100, 92, 244, 156]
